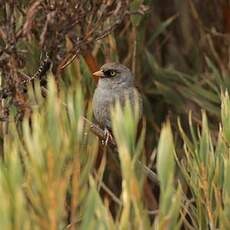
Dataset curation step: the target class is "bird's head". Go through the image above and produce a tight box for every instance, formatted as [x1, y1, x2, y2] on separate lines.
[93, 63, 134, 88]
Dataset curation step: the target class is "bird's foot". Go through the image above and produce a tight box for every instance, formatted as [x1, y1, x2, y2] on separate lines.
[102, 128, 113, 145]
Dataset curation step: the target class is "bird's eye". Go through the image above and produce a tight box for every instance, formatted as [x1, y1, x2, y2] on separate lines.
[110, 70, 116, 77]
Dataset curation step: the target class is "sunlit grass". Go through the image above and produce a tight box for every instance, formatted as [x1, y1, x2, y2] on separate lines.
[0, 76, 229, 229]
[0, 1, 230, 229]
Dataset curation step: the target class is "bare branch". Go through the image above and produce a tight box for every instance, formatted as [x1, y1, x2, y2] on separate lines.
[82, 116, 159, 186]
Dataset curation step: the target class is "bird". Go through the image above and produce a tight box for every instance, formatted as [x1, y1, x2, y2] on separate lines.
[92, 62, 143, 133]
[92, 63, 159, 185]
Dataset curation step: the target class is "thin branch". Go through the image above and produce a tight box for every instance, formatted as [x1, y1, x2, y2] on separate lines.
[82, 117, 159, 186]
[82, 117, 116, 146]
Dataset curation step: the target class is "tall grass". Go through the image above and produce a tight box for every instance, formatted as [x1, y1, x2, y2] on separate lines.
[1, 1, 230, 229]
[0, 75, 229, 229]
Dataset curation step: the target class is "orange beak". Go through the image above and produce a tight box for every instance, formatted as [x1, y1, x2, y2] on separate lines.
[93, 70, 104, 78]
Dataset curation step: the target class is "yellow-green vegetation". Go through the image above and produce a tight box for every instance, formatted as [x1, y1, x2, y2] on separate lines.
[0, 77, 229, 229]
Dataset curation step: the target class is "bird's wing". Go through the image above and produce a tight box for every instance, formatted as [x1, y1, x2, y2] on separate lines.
[114, 87, 143, 119]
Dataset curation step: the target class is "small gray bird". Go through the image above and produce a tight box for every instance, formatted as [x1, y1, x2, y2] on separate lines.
[92, 63, 143, 131]
[92, 63, 159, 185]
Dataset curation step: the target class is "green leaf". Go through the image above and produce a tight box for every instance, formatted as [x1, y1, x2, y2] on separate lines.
[221, 91, 230, 143]
[157, 121, 175, 191]
[147, 14, 178, 46]
[130, 0, 143, 27]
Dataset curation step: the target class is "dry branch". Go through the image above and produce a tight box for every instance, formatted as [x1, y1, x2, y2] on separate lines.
[82, 116, 159, 186]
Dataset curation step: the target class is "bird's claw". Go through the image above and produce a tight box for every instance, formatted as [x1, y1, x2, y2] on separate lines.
[102, 128, 113, 145]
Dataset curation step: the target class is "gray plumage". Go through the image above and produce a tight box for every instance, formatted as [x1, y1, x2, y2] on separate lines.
[92, 63, 143, 130]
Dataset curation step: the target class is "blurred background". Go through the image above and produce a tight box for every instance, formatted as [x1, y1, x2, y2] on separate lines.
[0, 0, 230, 229]
[1, 0, 229, 141]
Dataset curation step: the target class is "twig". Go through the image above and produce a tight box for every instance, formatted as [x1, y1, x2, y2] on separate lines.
[82, 117, 116, 146]
[98, 179, 122, 206]
[82, 117, 159, 186]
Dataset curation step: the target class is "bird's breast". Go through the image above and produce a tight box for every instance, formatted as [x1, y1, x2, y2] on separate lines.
[92, 87, 114, 129]
[92, 86, 142, 129]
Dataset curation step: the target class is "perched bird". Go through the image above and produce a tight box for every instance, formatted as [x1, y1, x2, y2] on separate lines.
[92, 63, 159, 185]
[92, 62, 143, 132]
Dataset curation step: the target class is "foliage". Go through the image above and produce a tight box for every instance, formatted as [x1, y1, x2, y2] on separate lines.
[0, 0, 139, 121]
[0, 77, 229, 229]
[0, 0, 230, 229]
